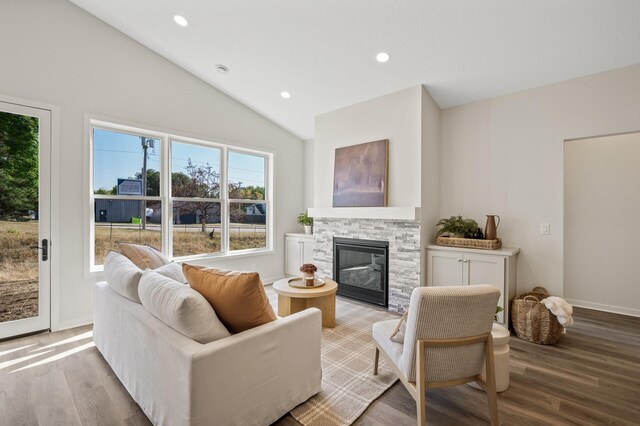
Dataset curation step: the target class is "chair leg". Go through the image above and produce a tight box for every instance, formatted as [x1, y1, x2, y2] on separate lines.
[373, 346, 380, 375]
[416, 341, 426, 426]
[484, 336, 499, 426]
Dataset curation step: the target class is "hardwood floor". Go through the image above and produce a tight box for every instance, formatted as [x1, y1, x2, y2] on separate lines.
[1, 302, 638, 425]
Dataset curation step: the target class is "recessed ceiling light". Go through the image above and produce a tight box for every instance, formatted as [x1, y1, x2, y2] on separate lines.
[280, 91, 291, 99]
[376, 52, 390, 63]
[173, 15, 188, 27]
[215, 64, 230, 74]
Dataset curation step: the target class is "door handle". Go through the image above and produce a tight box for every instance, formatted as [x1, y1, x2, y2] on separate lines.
[31, 239, 48, 261]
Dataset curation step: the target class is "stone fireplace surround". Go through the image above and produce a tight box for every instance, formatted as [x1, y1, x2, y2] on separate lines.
[313, 217, 421, 313]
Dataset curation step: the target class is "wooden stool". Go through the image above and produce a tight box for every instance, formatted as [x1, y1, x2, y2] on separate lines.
[272, 278, 337, 328]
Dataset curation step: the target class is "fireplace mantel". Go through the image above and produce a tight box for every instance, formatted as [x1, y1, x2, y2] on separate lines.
[308, 207, 420, 221]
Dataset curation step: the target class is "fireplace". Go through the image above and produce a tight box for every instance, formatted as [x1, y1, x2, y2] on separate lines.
[333, 237, 389, 307]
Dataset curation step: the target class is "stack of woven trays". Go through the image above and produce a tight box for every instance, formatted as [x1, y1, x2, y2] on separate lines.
[436, 236, 502, 250]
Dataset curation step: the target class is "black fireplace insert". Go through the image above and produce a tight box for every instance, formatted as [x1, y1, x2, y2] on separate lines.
[333, 237, 389, 307]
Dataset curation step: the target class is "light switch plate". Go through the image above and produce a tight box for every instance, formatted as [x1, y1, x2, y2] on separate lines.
[540, 223, 550, 235]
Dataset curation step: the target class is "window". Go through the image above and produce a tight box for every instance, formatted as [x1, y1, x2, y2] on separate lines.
[228, 151, 267, 251]
[171, 141, 222, 257]
[92, 128, 162, 266]
[90, 121, 272, 268]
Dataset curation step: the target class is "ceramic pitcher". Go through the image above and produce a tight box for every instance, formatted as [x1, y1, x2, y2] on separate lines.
[485, 215, 500, 240]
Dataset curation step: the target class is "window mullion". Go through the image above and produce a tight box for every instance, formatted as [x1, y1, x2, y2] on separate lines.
[266, 153, 272, 251]
[221, 146, 229, 253]
[163, 136, 172, 259]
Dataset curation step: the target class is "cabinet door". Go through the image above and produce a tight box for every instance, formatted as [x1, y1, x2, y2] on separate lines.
[285, 237, 301, 276]
[301, 237, 314, 265]
[428, 250, 463, 286]
[464, 254, 505, 322]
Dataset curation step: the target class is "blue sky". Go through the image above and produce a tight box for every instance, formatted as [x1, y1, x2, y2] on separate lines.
[93, 129, 265, 192]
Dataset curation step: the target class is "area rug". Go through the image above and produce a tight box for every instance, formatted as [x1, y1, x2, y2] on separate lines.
[288, 297, 400, 426]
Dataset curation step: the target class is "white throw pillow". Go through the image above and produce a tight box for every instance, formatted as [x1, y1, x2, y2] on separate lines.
[153, 262, 186, 284]
[103, 251, 143, 303]
[138, 270, 230, 344]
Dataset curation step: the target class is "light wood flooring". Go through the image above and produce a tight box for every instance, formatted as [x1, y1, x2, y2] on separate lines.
[0, 293, 638, 425]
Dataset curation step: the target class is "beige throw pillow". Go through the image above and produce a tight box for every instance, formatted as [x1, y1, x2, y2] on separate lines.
[390, 311, 408, 343]
[182, 264, 276, 333]
[118, 243, 168, 270]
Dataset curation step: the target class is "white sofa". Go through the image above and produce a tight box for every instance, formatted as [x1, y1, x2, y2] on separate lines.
[93, 281, 322, 426]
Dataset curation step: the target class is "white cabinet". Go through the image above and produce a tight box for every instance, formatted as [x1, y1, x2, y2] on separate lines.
[285, 233, 315, 277]
[427, 245, 519, 325]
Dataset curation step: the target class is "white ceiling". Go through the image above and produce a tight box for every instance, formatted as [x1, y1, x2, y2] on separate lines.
[69, 0, 640, 140]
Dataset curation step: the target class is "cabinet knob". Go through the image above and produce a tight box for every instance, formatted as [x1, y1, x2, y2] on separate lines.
[457, 259, 462, 262]
[463, 259, 469, 263]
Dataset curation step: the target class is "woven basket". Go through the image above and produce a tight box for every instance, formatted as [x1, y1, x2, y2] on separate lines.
[436, 236, 502, 250]
[512, 287, 563, 345]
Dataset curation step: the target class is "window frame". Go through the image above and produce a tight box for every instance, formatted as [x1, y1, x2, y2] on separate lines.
[226, 148, 270, 255]
[88, 118, 273, 272]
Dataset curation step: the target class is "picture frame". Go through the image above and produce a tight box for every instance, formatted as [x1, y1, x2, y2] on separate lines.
[332, 139, 389, 207]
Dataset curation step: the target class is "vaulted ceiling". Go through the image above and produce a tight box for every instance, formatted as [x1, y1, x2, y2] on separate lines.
[69, 0, 640, 140]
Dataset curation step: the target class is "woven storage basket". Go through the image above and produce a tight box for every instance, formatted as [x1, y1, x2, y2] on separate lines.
[512, 287, 563, 345]
[436, 236, 502, 250]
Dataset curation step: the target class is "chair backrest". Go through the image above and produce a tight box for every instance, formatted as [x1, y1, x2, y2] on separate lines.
[399, 285, 500, 383]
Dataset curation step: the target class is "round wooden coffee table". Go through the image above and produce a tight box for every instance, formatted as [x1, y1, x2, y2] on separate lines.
[272, 278, 338, 328]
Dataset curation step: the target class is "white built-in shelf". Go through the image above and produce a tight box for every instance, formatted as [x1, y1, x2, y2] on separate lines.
[308, 207, 421, 221]
[426, 244, 520, 256]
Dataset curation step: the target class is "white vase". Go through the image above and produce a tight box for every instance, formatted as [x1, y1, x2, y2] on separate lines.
[304, 225, 312, 234]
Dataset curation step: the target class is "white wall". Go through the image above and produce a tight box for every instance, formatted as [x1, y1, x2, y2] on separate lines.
[314, 86, 423, 208]
[564, 133, 640, 316]
[0, 0, 304, 330]
[440, 64, 640, 298]
[420, 86, 441, 283]
[303, 139, 315, 210]
[313, 85, 441, 285]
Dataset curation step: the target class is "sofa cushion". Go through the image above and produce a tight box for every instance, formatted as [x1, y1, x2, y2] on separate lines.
[119, 243, 168, 269]
[104, 251, 143, 303]
[138, 270, 230, 344]
[182, 264, 277, 333]
[154, 262, 186, 284]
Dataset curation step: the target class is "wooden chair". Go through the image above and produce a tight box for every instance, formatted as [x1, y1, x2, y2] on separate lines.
[372, 285, 501, 425]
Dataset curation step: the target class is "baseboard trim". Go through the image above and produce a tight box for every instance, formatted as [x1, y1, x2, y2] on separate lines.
[565, 299, 640, 318]
[52, 315, 94, 332]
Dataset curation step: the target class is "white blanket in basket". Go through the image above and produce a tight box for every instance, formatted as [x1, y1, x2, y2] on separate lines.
[541, 296, 574, 327]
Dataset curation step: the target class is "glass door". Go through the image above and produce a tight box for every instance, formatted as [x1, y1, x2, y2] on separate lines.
[0, 100, 51, 340]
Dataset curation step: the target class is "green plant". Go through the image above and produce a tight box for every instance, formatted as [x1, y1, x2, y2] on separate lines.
[297, 210, 313, 226]
[495, 305, 503, 321]
[436, 215, 478, 237]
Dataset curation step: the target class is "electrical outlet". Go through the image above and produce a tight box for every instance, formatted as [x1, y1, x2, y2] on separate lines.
[540, 223, 550, 235]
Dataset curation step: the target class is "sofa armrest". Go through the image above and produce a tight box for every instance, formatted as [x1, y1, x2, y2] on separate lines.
[190, 308, 322, 426]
